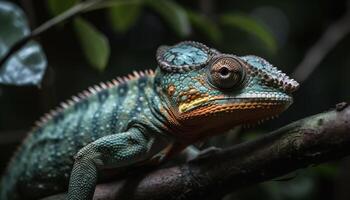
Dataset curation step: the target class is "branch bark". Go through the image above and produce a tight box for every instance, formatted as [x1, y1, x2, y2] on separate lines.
[46, 102, 350, 200]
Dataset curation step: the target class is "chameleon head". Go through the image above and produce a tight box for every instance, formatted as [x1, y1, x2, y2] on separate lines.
[155, 41, 299, 135]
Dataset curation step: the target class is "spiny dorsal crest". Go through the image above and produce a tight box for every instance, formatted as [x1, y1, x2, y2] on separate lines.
[33, 69, 154, 129]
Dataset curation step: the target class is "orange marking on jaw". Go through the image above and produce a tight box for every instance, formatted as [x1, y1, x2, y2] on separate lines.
[178, 88, 227, 113]
[167, 85, 176, 97]
[178, 95, 223, 113]
[179, 101, 287, 120]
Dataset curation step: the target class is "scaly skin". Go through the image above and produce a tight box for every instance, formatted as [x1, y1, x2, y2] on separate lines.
[0, 41, 299, 200]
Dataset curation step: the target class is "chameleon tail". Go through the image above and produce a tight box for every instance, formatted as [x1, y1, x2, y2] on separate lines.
[0, 166, 20, 200]
[0, 143, 29, 200]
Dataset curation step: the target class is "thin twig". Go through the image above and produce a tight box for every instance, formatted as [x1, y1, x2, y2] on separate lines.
[83, 0, 142, 12]
[0, 0, 104, 68]
[292, 9, 350, 83]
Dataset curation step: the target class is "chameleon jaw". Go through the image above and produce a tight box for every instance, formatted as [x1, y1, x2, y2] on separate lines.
[177, 95, 293, 123]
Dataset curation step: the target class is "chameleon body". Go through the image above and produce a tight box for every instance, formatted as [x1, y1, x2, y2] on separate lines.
[0, 41, 299, 200]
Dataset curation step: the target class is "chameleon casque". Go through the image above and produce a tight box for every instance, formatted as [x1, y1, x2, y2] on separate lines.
[0, 41, 299, 200]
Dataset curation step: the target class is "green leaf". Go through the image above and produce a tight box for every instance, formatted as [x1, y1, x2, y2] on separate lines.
[0, 1, 47, 86]
[187, 10, 222, 43]
[74, 17, 110, 71]
[221, 13, 277, 53]
[312, 164, 338, 178]
[146, 0, 191, 37]
[108, 2, 142, 33]
[47, 0, 80, 16]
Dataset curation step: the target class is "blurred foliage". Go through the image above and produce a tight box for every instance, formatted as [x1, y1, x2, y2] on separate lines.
[226, 164, 339, 200]
[312, 163, 339, 179]
[1, 0, 349, 200]
[146, 0, 191, 37]
[107, 1, 142, 33]
[39, 0, 276, 72]
[186, 9, 222, 43]
[221, 13, 277, 54]
[73, 17, 110, 71]
[47, 0, 80, 16]
[0, 1, 46, 86]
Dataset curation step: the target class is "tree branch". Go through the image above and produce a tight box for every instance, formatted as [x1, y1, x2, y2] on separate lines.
[45, 102, 350, 200]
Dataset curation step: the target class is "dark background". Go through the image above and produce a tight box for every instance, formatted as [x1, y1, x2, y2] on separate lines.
[1, 0, 350, 199]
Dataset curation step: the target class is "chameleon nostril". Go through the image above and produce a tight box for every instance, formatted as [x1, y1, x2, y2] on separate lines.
[167, 85, 176, 97]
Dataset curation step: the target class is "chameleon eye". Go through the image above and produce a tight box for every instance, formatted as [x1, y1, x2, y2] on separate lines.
[209, 56, 247, 89]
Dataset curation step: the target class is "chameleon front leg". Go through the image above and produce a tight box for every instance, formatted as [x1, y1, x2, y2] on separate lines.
[67, 127, 156, 200]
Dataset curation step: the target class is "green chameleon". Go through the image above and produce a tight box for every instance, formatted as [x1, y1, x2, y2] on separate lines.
[0, 41, 299, 200]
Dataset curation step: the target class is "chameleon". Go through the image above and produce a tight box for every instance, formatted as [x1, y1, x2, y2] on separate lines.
[0, 41, 299, 200]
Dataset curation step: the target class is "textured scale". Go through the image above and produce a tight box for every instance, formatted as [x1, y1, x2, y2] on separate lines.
[0, 70, 166, 199]
[163, 43, 208, 66]
[0, 41, 298, 200]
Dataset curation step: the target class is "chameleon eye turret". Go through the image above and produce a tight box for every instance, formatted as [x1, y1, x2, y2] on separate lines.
[209, 55, 247, 89]
[156, 41, 217, 72]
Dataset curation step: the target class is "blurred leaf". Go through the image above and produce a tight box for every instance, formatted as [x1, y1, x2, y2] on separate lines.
[73, 17, 110, 71]
[108, 1, 142, 33]
[241, 130, 265, 141]
[146, 0, 191, 37]
[262, 175, 316, 200]
[221, 13, 277, 53]
[0, 1, 47, 86]
[187, 10, 222, 43]
[312, 163, 338, 179]
[47, 0, 80, 16]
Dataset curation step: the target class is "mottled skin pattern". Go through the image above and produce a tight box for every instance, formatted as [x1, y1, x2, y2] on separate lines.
[0, 41, 299, 200]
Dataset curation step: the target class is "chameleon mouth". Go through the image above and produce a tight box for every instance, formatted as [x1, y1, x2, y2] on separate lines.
[179, 95, 292, 113]
[178, 95, 293, 122]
